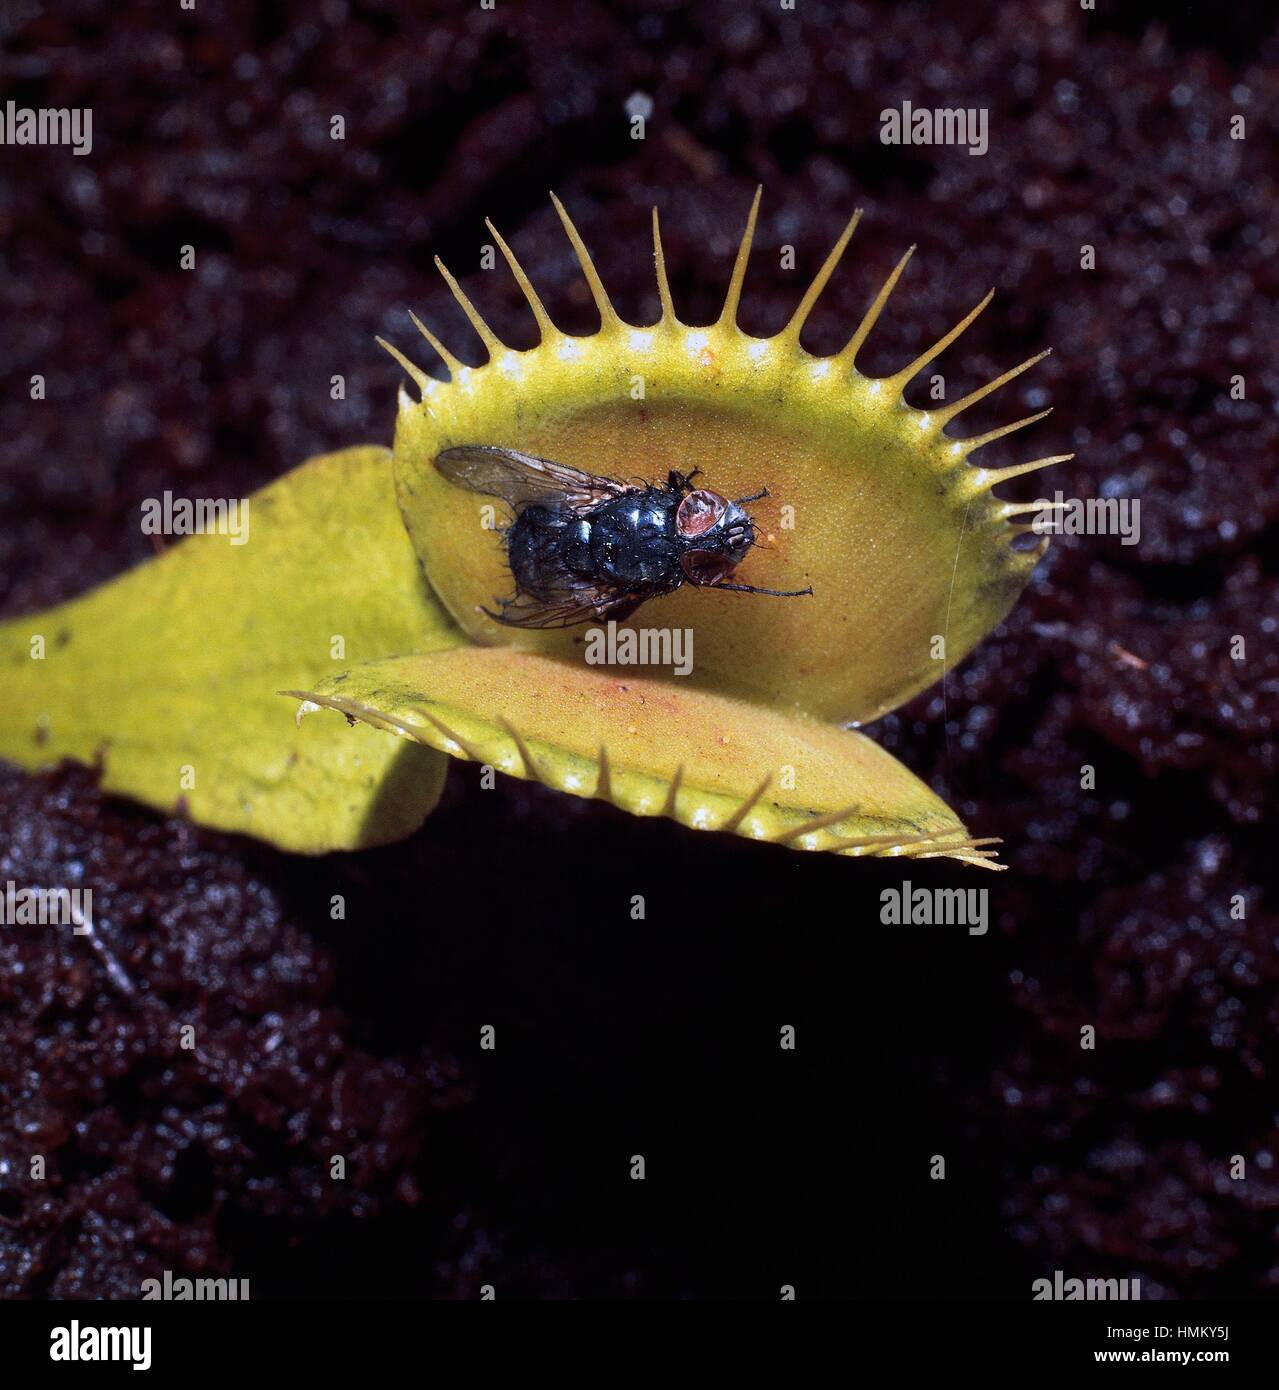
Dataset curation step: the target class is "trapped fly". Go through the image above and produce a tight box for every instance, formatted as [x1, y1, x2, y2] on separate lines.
[434, 444, 814, 628]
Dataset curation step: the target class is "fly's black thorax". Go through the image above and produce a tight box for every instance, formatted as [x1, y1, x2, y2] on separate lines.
[507, 487, 684, 596]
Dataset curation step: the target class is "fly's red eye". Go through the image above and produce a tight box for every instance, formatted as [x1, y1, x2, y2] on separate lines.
[676, 488, 727, 538]
[680, 549, 738, 586]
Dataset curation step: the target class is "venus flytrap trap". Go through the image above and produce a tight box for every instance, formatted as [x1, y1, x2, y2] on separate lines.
[1, 192, 1070, 868]
[386, 191, 1069, 726]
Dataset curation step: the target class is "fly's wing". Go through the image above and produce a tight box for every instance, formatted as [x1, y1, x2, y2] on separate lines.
[485, 586, 646, 630]
[435, 445, 632, 512]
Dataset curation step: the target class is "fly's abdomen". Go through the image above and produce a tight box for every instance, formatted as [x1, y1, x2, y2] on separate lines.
[506, 505, 579, 596]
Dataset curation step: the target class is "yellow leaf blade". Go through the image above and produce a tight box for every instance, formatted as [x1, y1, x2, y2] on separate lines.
[0, 446, 461, 851]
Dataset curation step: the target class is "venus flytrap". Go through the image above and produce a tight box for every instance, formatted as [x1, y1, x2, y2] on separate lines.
[2, 193, 1069, 867]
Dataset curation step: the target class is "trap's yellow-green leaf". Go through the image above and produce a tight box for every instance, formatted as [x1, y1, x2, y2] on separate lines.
[388, 194, 1065, 726]
[0, 445, 463, 851]
[289, 646, 1002, 868]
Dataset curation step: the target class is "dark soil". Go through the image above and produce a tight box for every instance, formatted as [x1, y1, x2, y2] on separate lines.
[1, 0, 1276, 1298]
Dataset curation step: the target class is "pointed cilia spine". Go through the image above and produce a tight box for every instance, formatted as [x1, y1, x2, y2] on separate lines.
[651, 207, 677, 324]
[834, 244, 915, 370]
[778, 207, 863, 344]
[549, 191, 621, 330]
[718, 184, 761, 329]
[378, 190, 1068, 521]
[485, 217, 557, 342]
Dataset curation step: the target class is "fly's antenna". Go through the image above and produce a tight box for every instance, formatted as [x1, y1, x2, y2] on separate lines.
[712, 582, 814, 598]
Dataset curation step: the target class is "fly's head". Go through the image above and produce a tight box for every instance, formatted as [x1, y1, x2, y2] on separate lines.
[675, 488, 756, 586]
